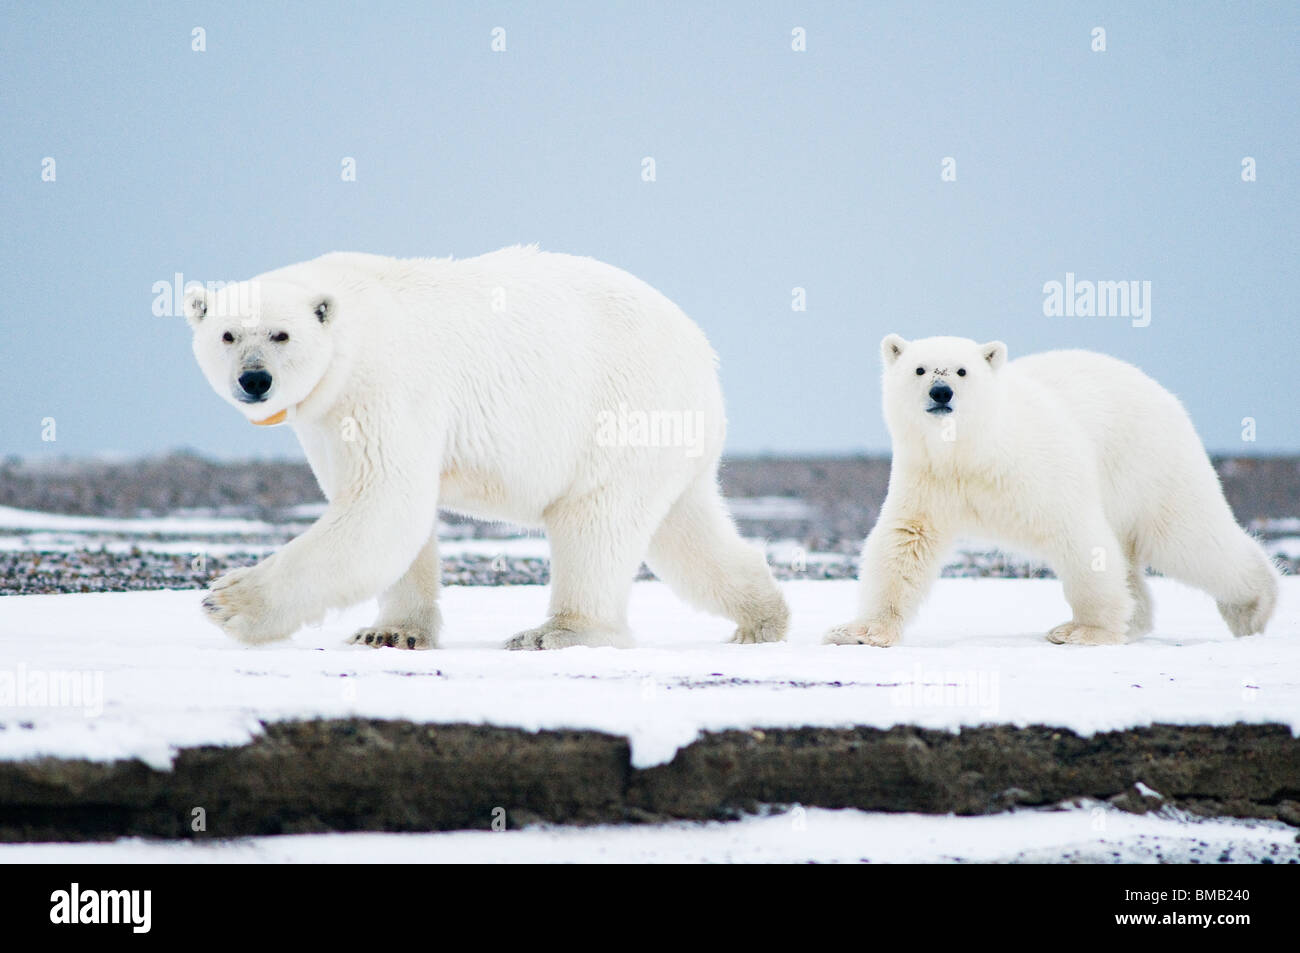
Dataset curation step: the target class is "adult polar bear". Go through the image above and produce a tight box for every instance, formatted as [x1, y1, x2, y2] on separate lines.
[826, 335, 1277, 647]
[185, 247, 789, 650]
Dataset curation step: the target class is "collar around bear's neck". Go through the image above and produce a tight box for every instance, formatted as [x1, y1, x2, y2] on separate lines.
[253, 358, 342, 427]
[251, 409, 289, 426]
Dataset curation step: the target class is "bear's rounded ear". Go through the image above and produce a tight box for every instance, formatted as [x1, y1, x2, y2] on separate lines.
[312, 296, 334, 324]
[183, 288, 208, 328]
[881, 333, 908, 366]
[981, 340, 1008, 371]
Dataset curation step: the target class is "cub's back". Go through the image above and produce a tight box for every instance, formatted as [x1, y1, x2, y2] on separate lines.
[1010, 349, 1218, 527]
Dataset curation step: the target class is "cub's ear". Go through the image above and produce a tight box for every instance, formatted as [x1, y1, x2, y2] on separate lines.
[981, 340, 1008, 371]
[881, 333, 908, 366]
[183, 288, 208, 328]
[311, 295, 334, 324]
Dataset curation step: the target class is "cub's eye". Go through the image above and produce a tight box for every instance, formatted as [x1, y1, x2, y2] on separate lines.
[272, 332, 290, 343]
[957, 367, 966, 376]
[221, 331, 235, 344]
[915, 367, 925, 376]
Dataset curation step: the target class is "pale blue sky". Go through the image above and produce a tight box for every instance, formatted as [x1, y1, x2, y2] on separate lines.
[2, 1, 1297, 459]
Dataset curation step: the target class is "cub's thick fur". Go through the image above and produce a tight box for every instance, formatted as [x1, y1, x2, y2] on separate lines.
[826, 335, 1277, 647]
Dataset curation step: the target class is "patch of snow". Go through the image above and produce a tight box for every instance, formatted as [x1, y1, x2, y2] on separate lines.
[0, 505, 285, 536]
[0, 578, 1296, 770]
[0, 805, 1294, 864]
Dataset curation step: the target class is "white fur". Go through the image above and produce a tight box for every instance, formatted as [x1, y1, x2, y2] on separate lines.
[825, 335, 1278, 647]
[187, 247, 789, 650]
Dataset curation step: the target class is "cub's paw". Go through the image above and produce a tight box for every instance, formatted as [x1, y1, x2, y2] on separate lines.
[823, 620, 901, 647]
[349, 625, 436, 650]
[505, 623, 631, 651]
[1046, 622, 1128, 645]
[201, 567, 291, 645]
[1217, 599, 1268, 638]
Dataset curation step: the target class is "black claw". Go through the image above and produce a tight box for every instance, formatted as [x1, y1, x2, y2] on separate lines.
[364, 634, 374, 644]
[384, 634, 396, 647]
[407, 637, 416, 649]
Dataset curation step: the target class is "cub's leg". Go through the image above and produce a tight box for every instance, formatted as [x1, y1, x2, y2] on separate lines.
[349, 534, 441, 649]
[1125, 553, 1155, 639]
[644, 474, 789, 644]
[1144, 515, 1278, 638]
[1045, 514, 1134, 645]
[824, 503, 950, 647]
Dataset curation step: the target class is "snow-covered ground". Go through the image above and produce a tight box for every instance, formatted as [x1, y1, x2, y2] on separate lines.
[1, 577, 1297, 770]
[3, 805, 1296, 864]
[2, 503, 1297, 863]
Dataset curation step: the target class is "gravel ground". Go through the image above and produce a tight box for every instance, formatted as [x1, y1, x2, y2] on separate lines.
[0, 548, 1070, 596]
[1, 453, 1295, 595]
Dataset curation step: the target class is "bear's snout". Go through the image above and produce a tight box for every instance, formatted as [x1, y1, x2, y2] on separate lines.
[237, 369, 273, 401]
[928, 383, 953, 405]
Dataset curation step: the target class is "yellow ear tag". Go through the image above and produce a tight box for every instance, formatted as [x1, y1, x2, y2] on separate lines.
[252, 409, 288, 426]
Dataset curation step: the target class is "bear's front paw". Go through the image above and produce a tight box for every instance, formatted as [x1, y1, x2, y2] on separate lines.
[349, 625, 436, 650]
[1046, 622, 1128, 645]
[822, 620, 902, 647]
[201, 566, 294, 645]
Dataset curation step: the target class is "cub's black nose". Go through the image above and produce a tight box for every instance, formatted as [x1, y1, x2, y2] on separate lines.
[929, 383, 953, 405]
[238, 369, 273, 399]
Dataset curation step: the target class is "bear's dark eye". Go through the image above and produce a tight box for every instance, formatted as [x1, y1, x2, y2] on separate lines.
[957, 367, 966, 376]
[272, 332, 289, 343]
[221, 331, 235, 344]
[915, 366, 925, 376]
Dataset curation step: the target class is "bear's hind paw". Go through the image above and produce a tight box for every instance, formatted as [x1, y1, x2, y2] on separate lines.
[504, 623, 630, 651]
[1046, 622, 1128, 645]
[729, 617, 788, 645]
[822, 620, 901, 647]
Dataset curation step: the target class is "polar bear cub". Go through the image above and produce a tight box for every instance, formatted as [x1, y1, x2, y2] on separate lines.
[826, 335, 1278, 646]
[184, 247, 789, 650]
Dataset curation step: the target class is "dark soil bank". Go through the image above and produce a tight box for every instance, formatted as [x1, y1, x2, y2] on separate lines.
[3, 720, 1298, 842]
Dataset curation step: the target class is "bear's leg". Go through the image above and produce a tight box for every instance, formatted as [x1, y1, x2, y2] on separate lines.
[1046, 517, 1134, 645]
[823, 504, 950, 647]
[644, 474, 789, 644]
[349, 534, 441, 650]
[202, 472, 439, 645]
[504, 491, 664, 650]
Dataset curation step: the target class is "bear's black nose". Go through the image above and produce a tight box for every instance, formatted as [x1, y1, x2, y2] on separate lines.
[929, 383, 953, 405]
[238, 369, 273, 399]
